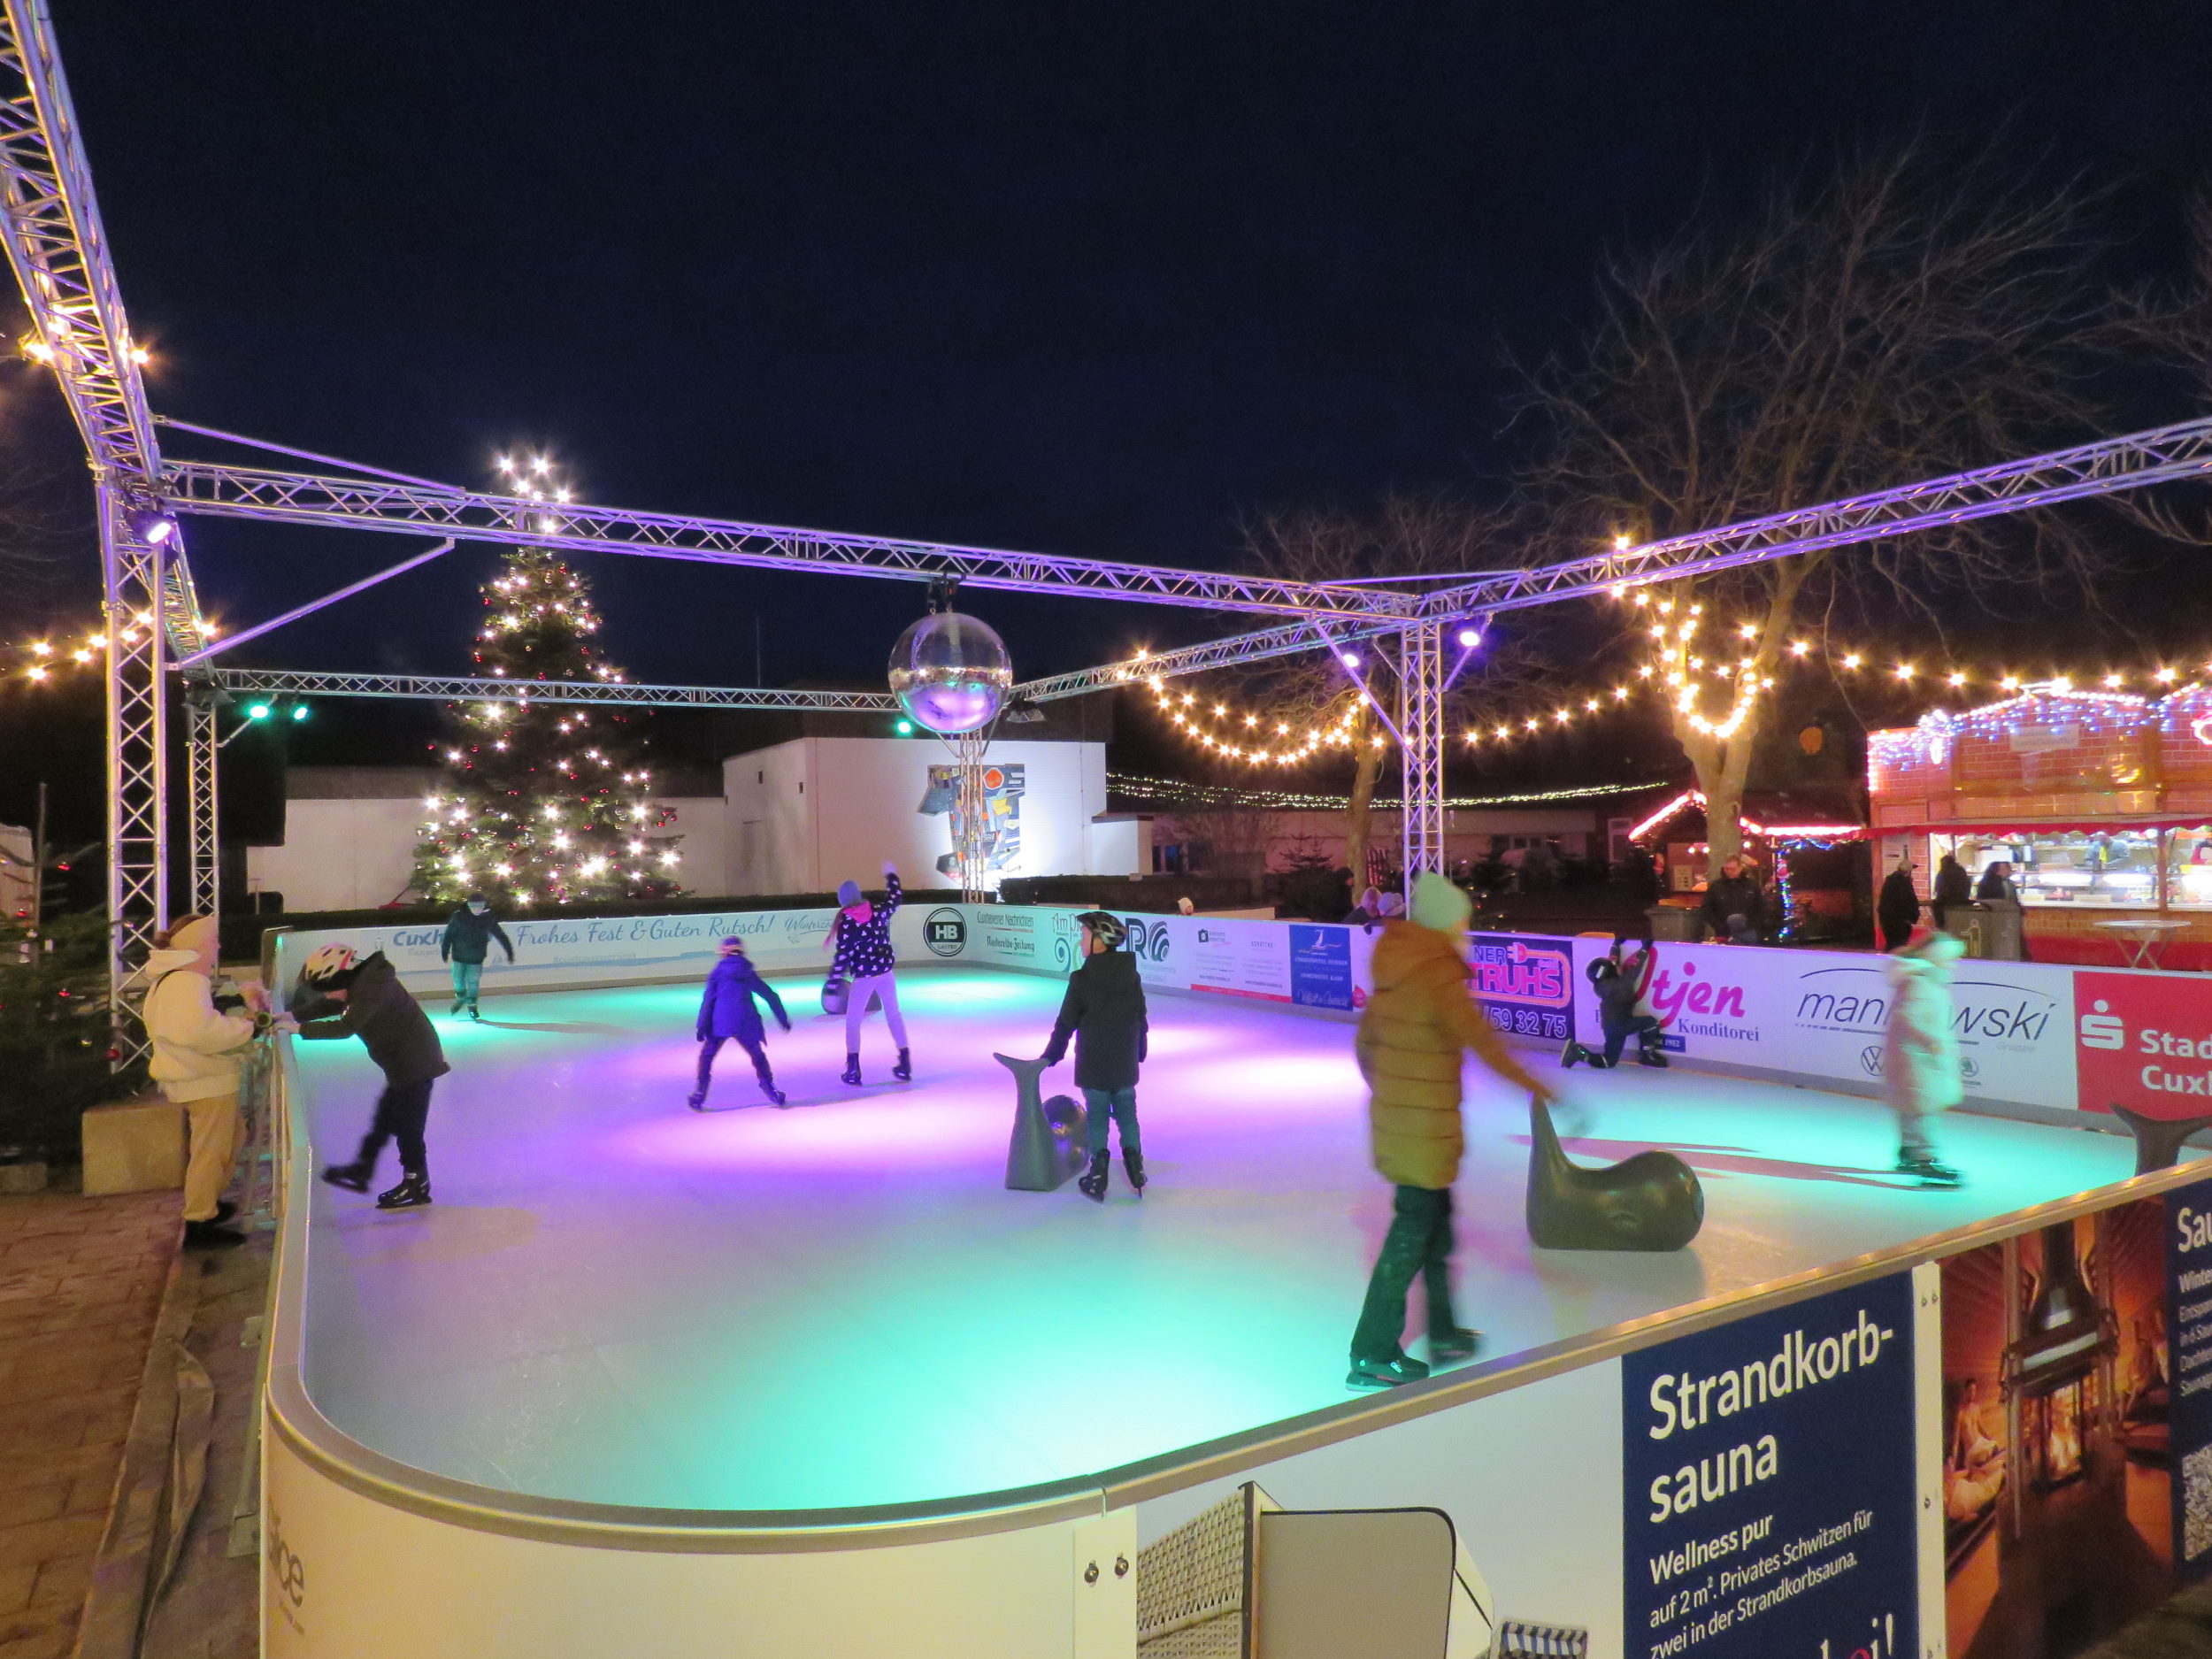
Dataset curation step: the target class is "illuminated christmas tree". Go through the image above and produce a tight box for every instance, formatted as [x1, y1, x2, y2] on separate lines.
[411, 472, 682, 907]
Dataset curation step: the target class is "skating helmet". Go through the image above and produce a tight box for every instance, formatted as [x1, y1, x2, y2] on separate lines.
[1586, 956, 1619, 985]
[302, 944, 358, 985]
[1073, 910, 1127, 950]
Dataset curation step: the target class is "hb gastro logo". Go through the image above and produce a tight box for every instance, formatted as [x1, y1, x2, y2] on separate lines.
[923, 908, 967, 958]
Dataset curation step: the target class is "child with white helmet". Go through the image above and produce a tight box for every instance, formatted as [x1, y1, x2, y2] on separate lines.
[295, 944, 451, 1210]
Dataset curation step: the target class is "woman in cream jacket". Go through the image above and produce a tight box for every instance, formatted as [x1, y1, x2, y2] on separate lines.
[142, 914, 265, 1246]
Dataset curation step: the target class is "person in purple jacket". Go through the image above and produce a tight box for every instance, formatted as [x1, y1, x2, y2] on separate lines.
[688, 936, 791, 1110]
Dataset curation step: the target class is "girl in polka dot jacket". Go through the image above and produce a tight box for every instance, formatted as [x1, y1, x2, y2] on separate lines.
[828, 864, 909, 1085]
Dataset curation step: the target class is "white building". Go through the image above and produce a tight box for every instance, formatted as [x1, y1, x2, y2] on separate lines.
[245, 737, 1130, 912]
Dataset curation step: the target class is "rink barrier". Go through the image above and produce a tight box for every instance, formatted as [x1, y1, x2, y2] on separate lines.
[257, 918, 2212, 1654]
[267, 902, 2212, 1126]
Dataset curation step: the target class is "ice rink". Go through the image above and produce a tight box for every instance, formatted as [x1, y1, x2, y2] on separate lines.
[290, 964, 2151, 1513]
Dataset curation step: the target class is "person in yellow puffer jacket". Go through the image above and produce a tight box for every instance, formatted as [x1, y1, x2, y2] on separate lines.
[1348, 872, 1556, 1390]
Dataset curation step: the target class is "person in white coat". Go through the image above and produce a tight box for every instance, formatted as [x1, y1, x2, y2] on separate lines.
[142, 914, 268, 1246]
[1883, 926, 1965, 1187]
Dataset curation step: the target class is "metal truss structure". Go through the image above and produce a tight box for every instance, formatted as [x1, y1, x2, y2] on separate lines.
[184, 695, 219, 918]
[1409, 415, 2212, 618]
[11, 0, 2212, 1052]
[1395, 623, 1445, 878]
[0, 4, 207, 1053]
[158, 460, 1415, 622]
[206, 667, 898, 713]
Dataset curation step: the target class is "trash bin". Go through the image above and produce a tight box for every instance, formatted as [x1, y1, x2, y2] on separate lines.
[1646, 904, 1702, 942]
[1957, 902, 2024, 961]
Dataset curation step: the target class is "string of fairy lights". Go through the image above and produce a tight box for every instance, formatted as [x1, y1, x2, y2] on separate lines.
[1129, 586, 2212, 768]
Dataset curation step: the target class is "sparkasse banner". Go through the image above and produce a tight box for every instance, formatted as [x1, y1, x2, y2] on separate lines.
[2077, 971, 2212, 1119]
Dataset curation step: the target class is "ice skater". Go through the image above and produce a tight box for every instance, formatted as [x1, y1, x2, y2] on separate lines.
[1039, 910, 1149, 1202]
[690, 936, 791, 1110]
[827, 862, 910, 1085]
[441, 892, 515, 1020]
[299, 945, 451, 1210]
[1348, 872, 1557, 1390]
[1562, 941, 1668, 1071]
[1884, 926, 1965, 1187]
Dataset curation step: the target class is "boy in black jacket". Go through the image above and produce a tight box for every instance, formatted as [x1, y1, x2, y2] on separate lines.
[441, 893, 516, 1020]
[296, 945, 452, 1210]
[1563, 941, 1669, 1070]
[1040, 911, 1150, 1202]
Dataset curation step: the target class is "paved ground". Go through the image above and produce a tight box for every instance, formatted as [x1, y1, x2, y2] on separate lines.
[140, 1233, 268, 1659]
[0, 1180, 179, 1659]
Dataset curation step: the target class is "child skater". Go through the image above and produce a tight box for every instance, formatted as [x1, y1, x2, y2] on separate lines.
[298, 944, 450, 1210]
[690, 936, 791, 1110]
[828, 862, 909, 1085]
[1563, 941, 1668, 1070]
[1040, 910, 1149, 1202]
[440, 892, 515, 1020]
[1885, 926, 1965, 1187]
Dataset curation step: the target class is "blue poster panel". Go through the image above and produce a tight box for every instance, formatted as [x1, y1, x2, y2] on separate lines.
[1288, 924, 1352, 1010]
[1623, 1271, 1917, 1659]
[1469, 933, 1576, 1045]
[2170, 1177, 2212, 1584]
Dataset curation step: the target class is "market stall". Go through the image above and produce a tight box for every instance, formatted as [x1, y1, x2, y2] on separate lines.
[1626, 787, 1870, 941]
[1870, 684, 2212, 968]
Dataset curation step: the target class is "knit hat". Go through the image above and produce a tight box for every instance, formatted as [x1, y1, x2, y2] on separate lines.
[164, 914, 218, 956]
[837, 879, 862, 907]
[719, 935, 745, 949]
[1408, 872, 1471, 935]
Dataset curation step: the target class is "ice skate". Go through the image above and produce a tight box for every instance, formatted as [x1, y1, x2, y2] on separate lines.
[686, 1091, 707, 1111]
[449, 1000, 465, 1018]
[1637, 1041, 1669, 1069]
[759, 1079, 787, 1107]
[376, 1171, 432, 1210]
[1896, 1151, 1962, 1188]
[1122, 1148, 1147, 1194]
[1560, 1040, 1586, 1070]
[320, 1161, 373, 1194]
[1427, 1325, 1482, 1365]
[892, 1047, 912, 1082]
[1346, 1353, 1430, 1390]
[841, 1053, 863, 1086]
[1077, 1150, 1110, 1202]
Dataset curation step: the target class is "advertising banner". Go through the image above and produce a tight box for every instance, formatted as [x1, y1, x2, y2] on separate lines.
[274, 905, 849, 996]
[1287, 924, 1356, 1011]
[2077, 970, 2212, 1119]
[1786, 957, 2077, 1113]
[1185, 918, 1293, 1002]
[1940, 1184, 2198, 1655]
[2170, 1178, 2212, 1584]
[1469, 933, 1577, 1046]
[1623, 1271, 1923, 1659]
[1571, 941, 1788, 1071]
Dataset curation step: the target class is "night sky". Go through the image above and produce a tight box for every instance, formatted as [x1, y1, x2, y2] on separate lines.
[9, 1, 2212, 818]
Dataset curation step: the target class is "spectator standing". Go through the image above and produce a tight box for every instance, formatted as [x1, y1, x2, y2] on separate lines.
[1878, 856, 1923, 951]
[142, 914, 267, 1248]
[1700, 855, 1764, 943]
[1932, 855, 1973, 933]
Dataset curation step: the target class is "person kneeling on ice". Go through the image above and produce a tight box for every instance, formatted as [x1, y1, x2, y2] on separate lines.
[690, 936, 791, 1110]
[1040, 910, 1149, 1202]
[299, 945, 450, 1210]
[827, 863, 910, 1086]
[1563, 941, 1667, 1071]
[1885, 926, 1966, 1188]
[1349, 872, 1558, 1391]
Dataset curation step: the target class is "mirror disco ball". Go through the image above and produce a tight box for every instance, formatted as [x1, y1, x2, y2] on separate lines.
[887, 611, 1013, 733]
